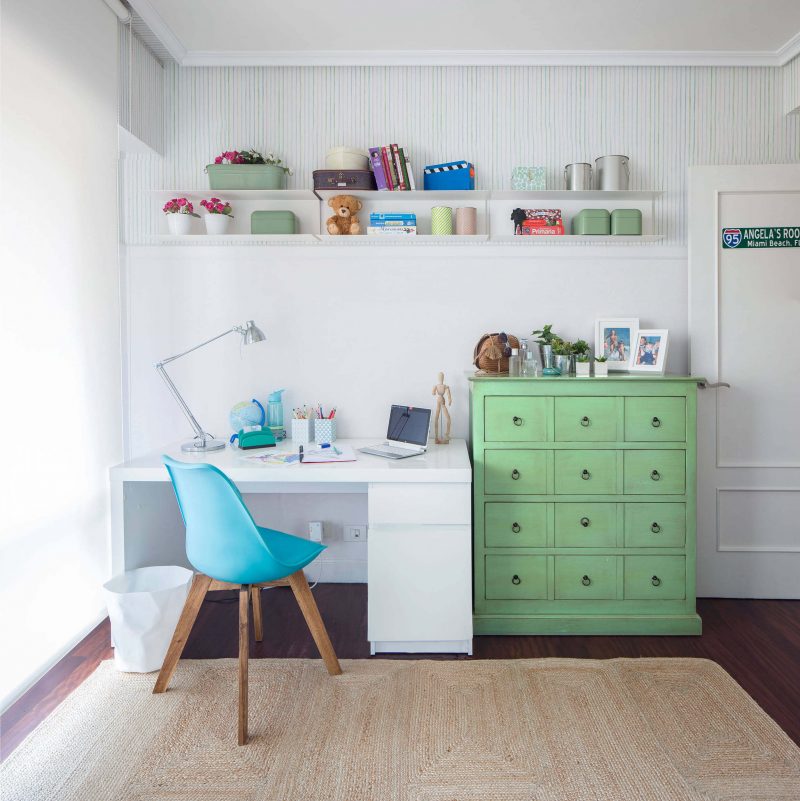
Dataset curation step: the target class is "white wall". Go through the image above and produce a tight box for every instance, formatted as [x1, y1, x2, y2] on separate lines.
[0, 0, 122, 710]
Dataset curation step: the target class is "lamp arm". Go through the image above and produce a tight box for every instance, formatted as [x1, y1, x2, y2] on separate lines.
[156, 326, 242, 367]
[156, 362, 209, 443]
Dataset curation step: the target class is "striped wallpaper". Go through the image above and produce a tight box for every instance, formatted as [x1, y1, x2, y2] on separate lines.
[121, 63, 799, 245]
[118, 23, 164, 154]
[785, 55, 800, 114]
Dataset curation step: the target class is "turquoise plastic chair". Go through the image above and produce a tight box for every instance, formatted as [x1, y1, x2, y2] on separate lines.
[154, 456, 342, 745]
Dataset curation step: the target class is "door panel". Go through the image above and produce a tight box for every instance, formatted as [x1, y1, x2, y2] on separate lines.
[689, 165, 800, 597]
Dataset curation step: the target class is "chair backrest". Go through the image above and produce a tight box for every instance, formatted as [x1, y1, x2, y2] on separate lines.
[163, 456, 277, 583]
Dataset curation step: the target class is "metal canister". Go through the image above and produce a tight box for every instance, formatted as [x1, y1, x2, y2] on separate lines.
[564, 163, 592, 190]
[595, 155, 630, 190]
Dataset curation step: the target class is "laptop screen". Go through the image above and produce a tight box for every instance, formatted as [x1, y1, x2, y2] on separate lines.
[386, 405, 431, 446]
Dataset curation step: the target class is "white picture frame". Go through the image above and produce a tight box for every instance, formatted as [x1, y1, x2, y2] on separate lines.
[595, 318, 639, 371]
[630, 328, 669, 374]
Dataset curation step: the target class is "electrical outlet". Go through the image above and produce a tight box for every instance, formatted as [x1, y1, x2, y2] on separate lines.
[343, 524, 367, 542]
[308, 521, 324, 542]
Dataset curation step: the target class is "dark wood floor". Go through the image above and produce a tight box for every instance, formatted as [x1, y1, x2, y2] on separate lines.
[2, 587, 799, 761]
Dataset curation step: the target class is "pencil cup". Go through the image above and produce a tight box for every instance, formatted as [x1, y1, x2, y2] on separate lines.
[291, 418, 314, 445]
[314, 419, 337, 444]
[431, 206, 453, 235]
[455, 206, 477, 235]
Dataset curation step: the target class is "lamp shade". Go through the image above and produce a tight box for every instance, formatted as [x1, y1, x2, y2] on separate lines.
[242, 320, 266, 346]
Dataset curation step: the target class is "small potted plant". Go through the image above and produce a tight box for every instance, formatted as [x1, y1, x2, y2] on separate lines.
[163, 197, 199, 235]
[206, 149, 293, 190]
[532, 324, 559, 371]
[594, 355, 609, 377]
[200, 197, 234, 235]
[551, 337, 575, 376]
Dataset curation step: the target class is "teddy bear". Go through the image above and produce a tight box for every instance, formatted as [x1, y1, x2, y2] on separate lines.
[326, 195, 362, 235]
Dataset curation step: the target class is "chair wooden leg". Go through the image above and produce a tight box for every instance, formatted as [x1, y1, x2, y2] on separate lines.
[287, 570, 342, 676]
[153, 573, 212, 694]
[238, 584, 249, 746]
[250, 586, 263, 642]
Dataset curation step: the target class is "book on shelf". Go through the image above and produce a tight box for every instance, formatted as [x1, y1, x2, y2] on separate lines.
[369, 144, 416, 191]
[367, 226, 417, 235]
[370, 213, 417, 223]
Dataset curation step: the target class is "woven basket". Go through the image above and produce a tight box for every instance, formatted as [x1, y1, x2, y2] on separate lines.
[473, 332, 520, 374]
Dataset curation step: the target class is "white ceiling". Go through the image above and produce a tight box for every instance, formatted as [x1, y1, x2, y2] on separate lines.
[129, 0, 800, 66]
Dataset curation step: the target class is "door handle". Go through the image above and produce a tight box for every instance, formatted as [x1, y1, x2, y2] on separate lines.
[651, 575, 661, 587]
[651, 522, 661, 533]
[581, 575, 591, 586]
[511, 469, 521, 480]
[651, 470, 661, 481]
[697, 380, 731, 389]
[512, 416, 523, 426]
[581, 469, 591, 480]
[511, 522, 521, 533]
[580, 517, 590, 528]
[580, 416, 590, 427]
[511, 574, 521, 585]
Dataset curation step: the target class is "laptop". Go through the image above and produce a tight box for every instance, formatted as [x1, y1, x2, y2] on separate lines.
[359, 405, 432, 459]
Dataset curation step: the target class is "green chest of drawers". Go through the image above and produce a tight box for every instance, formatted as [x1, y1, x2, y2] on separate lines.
[469, 375, 702, 635]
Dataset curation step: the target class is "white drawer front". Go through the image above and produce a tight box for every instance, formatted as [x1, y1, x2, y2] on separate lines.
[368, 483, 471, 525]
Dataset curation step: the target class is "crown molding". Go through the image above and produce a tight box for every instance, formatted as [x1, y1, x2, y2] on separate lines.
[125, 0, 186, 63]
[124, 2, 800, 69]
[180, 48, 789, 68]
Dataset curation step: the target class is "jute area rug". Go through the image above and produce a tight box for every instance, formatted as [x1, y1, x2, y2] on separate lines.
[2, 658, 798, 800]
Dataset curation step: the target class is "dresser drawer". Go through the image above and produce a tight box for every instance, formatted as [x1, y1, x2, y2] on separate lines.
[485, 555, 547, 599]
[625, 397, 686, 442]
[485, 397, 548, 442]
[554, 503, 618, 547]
[624, 555, 686, 599]
[555, 555, 617, 600]
[555, 451, 619, 495]
[485, 503, 547, 547]
[624, 451, 686, 495]
[625, 503, 686, 547]
[485, 450, 547, 495]
[555, 397, 619, 442]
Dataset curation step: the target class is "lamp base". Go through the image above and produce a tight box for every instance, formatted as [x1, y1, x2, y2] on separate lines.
[181, 438, 227, 453]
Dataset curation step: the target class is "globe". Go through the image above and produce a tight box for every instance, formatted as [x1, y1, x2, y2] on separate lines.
[229, 400, 264, 432]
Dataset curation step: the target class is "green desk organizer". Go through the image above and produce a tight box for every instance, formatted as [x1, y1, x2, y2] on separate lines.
[611, 208, 643, 235]
[572, 208, 611, 235]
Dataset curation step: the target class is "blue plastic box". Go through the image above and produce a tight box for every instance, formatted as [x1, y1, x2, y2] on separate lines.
[423, 161, 475, 191]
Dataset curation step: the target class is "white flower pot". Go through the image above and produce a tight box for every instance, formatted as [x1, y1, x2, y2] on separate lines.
[167, 213, 193, 235]
[576, 362, 591, 377]
[204, 214, 231, 235]
[594, 362, 609, 377]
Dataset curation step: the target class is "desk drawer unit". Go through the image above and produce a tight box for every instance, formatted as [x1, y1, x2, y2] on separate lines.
[470, 375, 700, 635]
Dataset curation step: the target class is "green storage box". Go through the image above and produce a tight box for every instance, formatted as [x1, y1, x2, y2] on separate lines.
[571, 208, 610, 235]
[207, 164, 287, 190]
[611, 208, 642, 235]
[251, 210, 297, 235]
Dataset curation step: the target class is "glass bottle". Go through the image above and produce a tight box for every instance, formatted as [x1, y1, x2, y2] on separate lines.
[524, 349, 538, 377]
[519, 338, 530, 376]
[508, 348, 520, 377]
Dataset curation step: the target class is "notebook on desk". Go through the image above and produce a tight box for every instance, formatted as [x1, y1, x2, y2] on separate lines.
[359, 405, 432, 459]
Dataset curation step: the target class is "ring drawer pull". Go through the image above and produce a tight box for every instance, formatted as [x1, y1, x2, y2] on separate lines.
[511, 522, 521, 533]
[581, 469, 591, 480]
[580, 517, 590, 528]
[580, 416, 590, 427]
[513, 416, 523, 426]
[581, 575, 591, 586]
[512, 574, 521, 585]
[651, 416, 662, 428]
[511, 469, 521, 480]
[650, 469, 661, 481]
[651, 522, 661, 533]
[651, 575, 661, 587]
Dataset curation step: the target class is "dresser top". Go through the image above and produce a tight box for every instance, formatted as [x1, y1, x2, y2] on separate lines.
[468, 373, 704, 383]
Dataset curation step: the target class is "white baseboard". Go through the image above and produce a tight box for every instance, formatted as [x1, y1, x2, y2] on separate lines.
[0, 609, 108, 713]
[305, 559, 366, 584]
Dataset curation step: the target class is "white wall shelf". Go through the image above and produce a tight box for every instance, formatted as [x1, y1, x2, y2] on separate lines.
[149, 189, 664, 245]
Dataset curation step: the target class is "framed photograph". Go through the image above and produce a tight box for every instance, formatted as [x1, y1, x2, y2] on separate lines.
[631, 329, 669, 374]
[595, 318, 639, 371]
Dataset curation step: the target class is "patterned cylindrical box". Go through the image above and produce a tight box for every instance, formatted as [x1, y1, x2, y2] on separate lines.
[314, 419, 337, 444]
[291, 418, 314, 444]
[430, 206, 453, 235]
[455, 206, 477, 234]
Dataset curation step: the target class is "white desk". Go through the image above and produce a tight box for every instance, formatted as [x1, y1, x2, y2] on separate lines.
[109, 439, 473, 654]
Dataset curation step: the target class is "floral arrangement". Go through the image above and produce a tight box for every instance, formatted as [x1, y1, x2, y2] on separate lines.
[200, 197, 234, 217]
[162, 197, 199, 216]
[212, 149, 292, 174]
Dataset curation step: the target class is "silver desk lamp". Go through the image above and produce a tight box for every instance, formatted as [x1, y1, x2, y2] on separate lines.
[155, 320, 266, 453]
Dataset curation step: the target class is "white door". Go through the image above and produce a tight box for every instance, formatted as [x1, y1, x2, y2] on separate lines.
[689, 164, 800, 598]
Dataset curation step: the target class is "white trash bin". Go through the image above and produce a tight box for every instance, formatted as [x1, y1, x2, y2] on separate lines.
[103, 566, 193, 672]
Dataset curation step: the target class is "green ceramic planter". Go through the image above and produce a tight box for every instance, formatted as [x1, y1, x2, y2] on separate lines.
[206, 164, 287, 190]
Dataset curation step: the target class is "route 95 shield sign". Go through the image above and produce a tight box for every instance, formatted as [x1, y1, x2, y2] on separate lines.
[722, 226, 800, 249]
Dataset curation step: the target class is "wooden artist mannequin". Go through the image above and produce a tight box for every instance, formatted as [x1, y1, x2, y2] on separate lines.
[432, 371, 452, 444]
